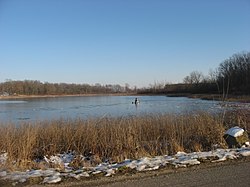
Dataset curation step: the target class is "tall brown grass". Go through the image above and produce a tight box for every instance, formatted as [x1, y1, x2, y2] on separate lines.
[0, 111, 247, 170]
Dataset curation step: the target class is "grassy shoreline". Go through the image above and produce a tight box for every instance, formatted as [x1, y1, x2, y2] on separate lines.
[166, 93, 250, 103]
[189, 94, 250, 103]
[1, 111, 249, 170]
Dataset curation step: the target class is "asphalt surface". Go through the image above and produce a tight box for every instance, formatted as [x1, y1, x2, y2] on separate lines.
[97, 161, 250, 187]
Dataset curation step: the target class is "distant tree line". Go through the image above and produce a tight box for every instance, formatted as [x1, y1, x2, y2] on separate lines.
[1, 52, 249, 96]
[138, 51, 250, 96]
[216, 52, 250, 95]
[0, 80, 132, 95]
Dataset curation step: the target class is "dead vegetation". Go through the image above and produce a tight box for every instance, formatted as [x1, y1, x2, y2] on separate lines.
[0, 111, 248, 170]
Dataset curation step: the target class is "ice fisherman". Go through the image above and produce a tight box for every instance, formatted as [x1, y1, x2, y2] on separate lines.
[134, 98, 139, 104]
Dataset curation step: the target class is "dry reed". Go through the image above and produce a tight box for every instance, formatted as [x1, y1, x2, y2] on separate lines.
[0, 111, 247, 170]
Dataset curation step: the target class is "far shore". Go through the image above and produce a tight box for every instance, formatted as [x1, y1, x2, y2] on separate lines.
[0, 93, 136, 100]
[190, 94, 250, 103]
[1, 93, 250, 103]
[166, 93, 250, 103]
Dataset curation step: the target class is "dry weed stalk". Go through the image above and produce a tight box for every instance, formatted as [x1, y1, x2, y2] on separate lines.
[0, 111, 246, 170]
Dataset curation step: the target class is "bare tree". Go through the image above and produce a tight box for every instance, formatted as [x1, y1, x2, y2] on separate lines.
[217, 51, 250, 95]
[183, 71, 203, 85]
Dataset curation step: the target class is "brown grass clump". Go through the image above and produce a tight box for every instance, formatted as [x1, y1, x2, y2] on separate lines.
[0, 111, 246, 170]
[223, 109, 250, 131]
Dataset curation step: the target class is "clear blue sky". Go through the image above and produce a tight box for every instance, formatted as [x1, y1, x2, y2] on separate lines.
[0, 0, 249, 88]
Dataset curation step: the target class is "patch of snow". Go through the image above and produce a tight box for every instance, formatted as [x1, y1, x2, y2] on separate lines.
[0, 171, 7, 177]
[239, 148, 250, 157]
[0, 148, 250, 184]
[79, 172, 90, 177]
[0, 153, 7, 164]
[44, 152, 75, 170]
[43, 175, 61, 184]
[174, 158, 200, 166]
[225, 126, 244, 137]
[19, 178, 27, 183]
[92, 170, 102, 175]
[105, 169, 116, 177]
[174, 152, 200, 166]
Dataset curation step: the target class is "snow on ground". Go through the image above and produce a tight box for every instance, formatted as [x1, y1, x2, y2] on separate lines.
[0, 147, 250, 184]
[225, 126, 245, 137]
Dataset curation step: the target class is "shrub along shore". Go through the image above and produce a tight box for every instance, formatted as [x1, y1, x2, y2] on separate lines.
[0, 111, 249, 170]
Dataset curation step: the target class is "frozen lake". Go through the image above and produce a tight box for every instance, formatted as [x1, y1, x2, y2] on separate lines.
[0, 95, 249, 123]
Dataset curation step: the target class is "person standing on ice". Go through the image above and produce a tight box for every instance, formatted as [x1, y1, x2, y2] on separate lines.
[134, 98, 139, 105]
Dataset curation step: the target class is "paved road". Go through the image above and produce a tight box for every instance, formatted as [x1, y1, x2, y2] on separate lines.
[96, 161, 250, 187]
[41, 160, 250, 187]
